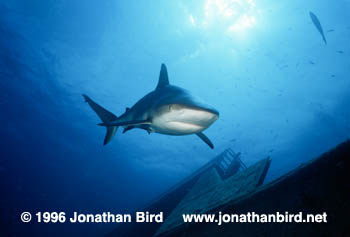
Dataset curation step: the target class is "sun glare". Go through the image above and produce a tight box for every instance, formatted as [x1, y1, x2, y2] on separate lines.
[188, 0, 259, 34]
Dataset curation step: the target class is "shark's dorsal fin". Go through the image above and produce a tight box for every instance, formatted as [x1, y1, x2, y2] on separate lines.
[156, 64, 169, 90]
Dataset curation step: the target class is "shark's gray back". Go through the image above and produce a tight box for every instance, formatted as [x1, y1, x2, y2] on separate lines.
[129, 85, 218, 120]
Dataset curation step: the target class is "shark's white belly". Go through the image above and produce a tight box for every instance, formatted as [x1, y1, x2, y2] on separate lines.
[150, 105, 218, 135]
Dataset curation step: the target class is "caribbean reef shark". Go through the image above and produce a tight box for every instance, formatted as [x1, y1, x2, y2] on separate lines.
[309, 11, 327, 45]
[83, 64, 219, 149]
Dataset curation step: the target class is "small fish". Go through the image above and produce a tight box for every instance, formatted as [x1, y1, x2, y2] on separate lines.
[309, 11, 327, 45]
[327, 29, 334, 32]
[309, 60, 315, 65]
[336, 50, 344, 54]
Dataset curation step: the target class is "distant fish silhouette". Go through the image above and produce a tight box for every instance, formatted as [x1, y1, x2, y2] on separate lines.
[309, 11, 327, 44]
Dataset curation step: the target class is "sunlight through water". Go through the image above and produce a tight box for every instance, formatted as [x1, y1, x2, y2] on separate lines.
[188, 0, 261, 35]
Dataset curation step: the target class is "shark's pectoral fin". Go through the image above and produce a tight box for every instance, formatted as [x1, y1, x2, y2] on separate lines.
[123, 124, 151, 134]
[123, 126, 135, 134]
[196, 132, 214, 149]
[99, 120, 151, 127]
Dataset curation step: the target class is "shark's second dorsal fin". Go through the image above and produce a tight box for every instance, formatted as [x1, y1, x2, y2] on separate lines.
[156, 64, 169, 90]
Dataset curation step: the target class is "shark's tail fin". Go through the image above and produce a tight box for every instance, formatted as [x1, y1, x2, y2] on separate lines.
[83, 94, 118, 145]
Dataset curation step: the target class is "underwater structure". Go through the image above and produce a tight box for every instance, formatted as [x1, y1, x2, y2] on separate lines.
[109, 140, 349, 236]
[108, 148, 271, 236]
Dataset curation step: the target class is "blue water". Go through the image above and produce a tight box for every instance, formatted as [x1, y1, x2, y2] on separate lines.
[1, 0, 349, 236]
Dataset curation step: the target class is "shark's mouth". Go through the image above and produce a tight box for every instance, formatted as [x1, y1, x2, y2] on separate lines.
[165, 121, 205, 131]
[168, 103, 219, 117]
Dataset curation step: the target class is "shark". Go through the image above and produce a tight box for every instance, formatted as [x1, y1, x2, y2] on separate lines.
[309, 11, 327, 45]
[83, 64, 219, 149]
